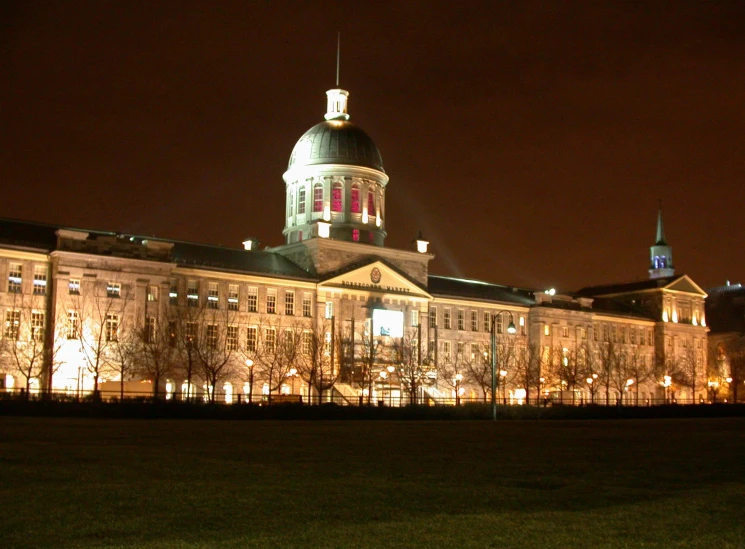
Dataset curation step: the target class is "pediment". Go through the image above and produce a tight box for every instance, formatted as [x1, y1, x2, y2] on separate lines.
[664, 275, 707, 297]
[319, 260, 431, 299]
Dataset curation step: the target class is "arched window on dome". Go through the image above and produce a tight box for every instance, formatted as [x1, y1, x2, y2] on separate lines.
[287, 191, 294, 218]
[367, 190, 376, 217]
[298, 187, 306, 215]
[331, 182, 343, 212]
[351, 184, 361, 214]
[313, 183, 323, 213]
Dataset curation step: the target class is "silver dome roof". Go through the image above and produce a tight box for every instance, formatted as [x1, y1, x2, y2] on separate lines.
[288, 120, 384, 172]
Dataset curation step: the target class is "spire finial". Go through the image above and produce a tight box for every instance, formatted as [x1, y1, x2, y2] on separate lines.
[656, 201, 666, 245]
[336, 32, 340, 87]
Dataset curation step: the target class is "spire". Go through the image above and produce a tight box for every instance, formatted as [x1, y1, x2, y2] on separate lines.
[325, 33, 350, 121]
[649, 202, 674, 279]
[655, 200, 666, 245]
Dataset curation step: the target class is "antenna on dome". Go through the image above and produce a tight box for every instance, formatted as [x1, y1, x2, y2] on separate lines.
[336, 32, 340, 87]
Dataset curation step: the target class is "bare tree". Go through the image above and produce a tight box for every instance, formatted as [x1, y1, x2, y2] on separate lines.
[393, 324, 428, 405]
[136, 316, 177, 399]
[356, 326, 382, 404]
[108, 316, 140, 400]
[597, 341, 623, 405]
[513, 342, 542, 405]
[676, 344, 703, 403]
[296, 317, 339, 404]
[193, 308, 240, 403]
[0, 292, 48, 396]
[257, 317, 300, 403]
[439, 339, 472, 405]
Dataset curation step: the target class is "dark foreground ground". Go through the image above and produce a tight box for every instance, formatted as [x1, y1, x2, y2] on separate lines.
[1, 417, 743, 549]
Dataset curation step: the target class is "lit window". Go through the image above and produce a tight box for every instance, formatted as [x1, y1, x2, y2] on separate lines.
[266, 289, 277, 314]
[207, 282, 219, 309]
[147, 286, 158, 302]
[33, 266, 47, 295]
[471, 311, 478, 331]
[144, 317, 156, 343]
[105, 314, 119, 342]
[483, 312, 491, 332]
[457, 310, 465, 331]
[168, 322, 177, 347]
[367, 191, 376, 217]
[247, 287, 258, 312]
[562, 326, 569, 338]
[351, 185, 361, 213]
[285, 290, 295, 315]
[442, 341, 451, 361]
[411, 309, 419, 327]
[8, 263, 22, 293]
[298, 187, 306, 215]
[169, 280, 178, 305]
[69, 279, 81, 295]
[31, 312, 44, 342]
[352, 229, 359, 242]
[227, 325, 238, 351]
[544, 324, 550, 336]
[107, 282, 121, 298]
[332, 182, 343, 212]
[313, 183, 323, 212]
[228, 284, 239, 311]
[246, 327, 258, 352]
[187, 280, 199, 306]
[67, 311, 79, 339]
[325, 301, 334, 319]
[185, 322, 198, 345]
[429, 308, 437, 328]
[4, 310, 20, 339]
[302, 294, 312, 317]
[302, 331, 313, 355]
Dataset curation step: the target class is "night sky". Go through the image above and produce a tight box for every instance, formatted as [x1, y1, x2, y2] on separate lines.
[3, 1, 744, 292]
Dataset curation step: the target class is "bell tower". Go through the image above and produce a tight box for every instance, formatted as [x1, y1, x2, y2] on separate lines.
[649, 205, 675, 279]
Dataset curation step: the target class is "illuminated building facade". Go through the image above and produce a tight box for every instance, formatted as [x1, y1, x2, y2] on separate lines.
[0, 86, 710, 405]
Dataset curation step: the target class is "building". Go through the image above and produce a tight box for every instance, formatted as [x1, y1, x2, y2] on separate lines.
[0, 85, 710, 405]
[704, 282, 745, 402]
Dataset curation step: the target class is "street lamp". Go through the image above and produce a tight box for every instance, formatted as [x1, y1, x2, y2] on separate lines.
[490, 311, 517, 420]
[662, 375, 672, 404]
[245, 359, 254, 404]
[454, 373, 463, 406]
[379, 370, 387, 405]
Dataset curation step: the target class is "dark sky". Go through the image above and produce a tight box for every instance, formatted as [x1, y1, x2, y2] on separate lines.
[2, 1, 744, 292]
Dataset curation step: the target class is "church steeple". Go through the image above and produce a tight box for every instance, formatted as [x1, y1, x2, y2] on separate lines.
[649, 204, 675, 279]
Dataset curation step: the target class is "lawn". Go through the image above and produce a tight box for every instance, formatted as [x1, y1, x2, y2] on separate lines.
[1, 417, 744, 548]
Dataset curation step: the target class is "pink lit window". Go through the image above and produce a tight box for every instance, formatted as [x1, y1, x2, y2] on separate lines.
[313, 184, 323, 212]
[352, 229, 359, 242]
[367, 192, 376, 216]
[332, 183, 343, 212]
[351, 186, 361, 213]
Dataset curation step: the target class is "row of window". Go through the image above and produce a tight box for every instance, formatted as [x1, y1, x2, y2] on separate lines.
[287, 181, 381, 218]
[5, 263, 48, 295]
[3, 310, 45, 341]
[172, 281, 313, 316]
[428, 308, 527, 335]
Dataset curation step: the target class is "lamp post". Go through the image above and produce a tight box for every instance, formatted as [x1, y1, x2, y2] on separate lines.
[454, 373, 463, 406]
[387, 365, 395, 406]
[245, 359, 254, 404]
[379, 370, 387, 405]
[490, 311, 517, 420]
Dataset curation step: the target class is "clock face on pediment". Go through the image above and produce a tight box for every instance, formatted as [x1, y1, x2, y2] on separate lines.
[320, 261, 430, 299]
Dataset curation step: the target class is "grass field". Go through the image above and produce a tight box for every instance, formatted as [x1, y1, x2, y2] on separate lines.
[1, 417, 744, 549]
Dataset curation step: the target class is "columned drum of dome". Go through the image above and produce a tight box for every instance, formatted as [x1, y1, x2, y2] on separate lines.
[282, 89, 389, 247]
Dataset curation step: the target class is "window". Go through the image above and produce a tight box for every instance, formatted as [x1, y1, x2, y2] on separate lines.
[496, 314, 503, 334]
[325, 301, 334, 319]
[544, 324, 550, 336]
[352, 229, 359, 242]
[7, 263, 21, 293]
[561, 326, 569, 338]
[332, 182, 343, 212]
[457, 342, 465, 357]
[457, 310, 465, 331]
[4, 310, 20, 339]
[69, 279, 81, 295]
[648, 329, 654, 346]
[105, 314, 119, 342]
[247, 287, 258, 312]
[442, 341, 451, 361]
[620, 326, 627, 344]
[301, 331, 313, 355]
[29, 312, 44, 341]
[107, 282, 121, 298]
[298, 187, 306, 215]
[169, 280, 178, 305]
[367, 191, 376, 216]
[185, 322, 198, 345]
[483, 312, 491, 333]
[520, 316, 526, 336]
[206, 324, 218, 348]
[265, 328, 276, 353]
[207, 282, 219, 309]
[145, 317, 156, 343]
[444, 309, 451, 330]
[227, 325, 238, 351]
[470, 343, 480, 361]
[67, 311, 79, 339]
[168, 321, 177, 347]
[411, 309, 419, 327]
[302, 294, 312, 317]
[351, 185, 361, 213]
[288, 190, 294, 218]
[147, 286, 158, 302]
[246, 327, 258, 352]
[228, 284, 239, 311]
[471, 311, 478, 331]
[313, 183, 323, 212]
[578, 326, 586, 340]
[603, 324, 609, 342]
[285, 290, 295, 315]
[33, 266, 47, 295]
[429, 308, 437, 328]
[187, 280, 199, 307]
[266, 289, 277, 314]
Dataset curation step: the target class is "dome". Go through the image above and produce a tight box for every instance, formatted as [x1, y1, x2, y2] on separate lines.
[288, 120, 384, 172]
